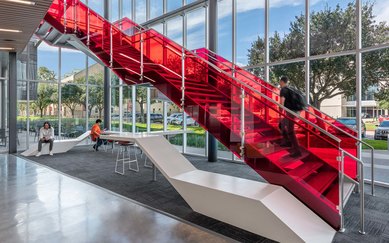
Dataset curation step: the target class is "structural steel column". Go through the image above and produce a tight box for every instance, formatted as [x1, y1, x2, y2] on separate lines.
[264, 0, 269, 82]
[103, 0, 111, 129]
[207, 0, 218, 162]
[305, 0, 310, 104]
[356, 0, 362, 160]
[8, 52, 17, 153]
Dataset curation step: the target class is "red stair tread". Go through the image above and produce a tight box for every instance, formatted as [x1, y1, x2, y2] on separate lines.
[306, 171, 338, 194]
[245, 132, 283, 143]
[265, 149, 303, 169]
[185, 91, 225, 99]
[324, 185, 339, 205]
[289, 161, 323, 180]
[193, 98, 231, 104]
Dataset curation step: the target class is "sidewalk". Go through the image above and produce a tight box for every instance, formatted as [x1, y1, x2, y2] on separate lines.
[363, 149, 389, 160]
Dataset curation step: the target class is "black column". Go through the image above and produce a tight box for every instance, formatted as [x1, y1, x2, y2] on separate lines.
[103, 66, 110, 129]
[103, 0, 111, 129]
[8, 52, 17, 153]
[207, 0, 218, 162]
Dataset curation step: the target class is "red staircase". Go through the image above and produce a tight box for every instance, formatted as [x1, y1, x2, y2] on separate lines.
[39, 0, 360, 230]
[192, 48, 359, 178]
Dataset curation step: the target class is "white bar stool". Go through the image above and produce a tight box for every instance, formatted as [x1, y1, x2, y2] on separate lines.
[140, 148, 153, 168]
[104, 139, 115, 153]
[115, 142, 139, 175]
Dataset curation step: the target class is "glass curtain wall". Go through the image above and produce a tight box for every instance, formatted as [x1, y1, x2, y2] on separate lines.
[22, 1, 389, 165]
[16, 39, 104, 150]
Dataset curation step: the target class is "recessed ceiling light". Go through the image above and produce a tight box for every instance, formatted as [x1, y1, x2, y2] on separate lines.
[5, 0, 36, 5]
[0, 28, 22, 33]
[0, 47, 15, 50]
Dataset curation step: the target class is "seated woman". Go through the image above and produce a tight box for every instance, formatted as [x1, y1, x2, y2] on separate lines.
[36, 121, 54, 157]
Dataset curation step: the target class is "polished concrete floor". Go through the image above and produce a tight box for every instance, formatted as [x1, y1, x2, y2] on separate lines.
[0, 154, 233, 243]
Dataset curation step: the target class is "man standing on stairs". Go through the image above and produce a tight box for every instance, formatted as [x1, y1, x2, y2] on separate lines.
[279, 76, 302, 158]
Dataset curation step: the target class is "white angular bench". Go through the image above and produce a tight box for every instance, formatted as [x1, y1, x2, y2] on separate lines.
[21, 131, 91, 157]
[135, 136, 336, 243]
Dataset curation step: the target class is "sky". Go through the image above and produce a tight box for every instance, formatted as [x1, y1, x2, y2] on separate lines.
[37, 0, 389, 78]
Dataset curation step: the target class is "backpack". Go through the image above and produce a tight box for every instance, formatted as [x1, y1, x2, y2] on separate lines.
[287, 86, 307, 111]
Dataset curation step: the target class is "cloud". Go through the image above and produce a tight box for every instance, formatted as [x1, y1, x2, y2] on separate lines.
[187, 29, 206, 50]
[373, 1, 389, 23]
[218, 0, 307, 18]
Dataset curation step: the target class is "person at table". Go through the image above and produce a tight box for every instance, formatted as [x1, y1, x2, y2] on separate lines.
[90, 119, 106, 151]
[36, 121, 54, 157]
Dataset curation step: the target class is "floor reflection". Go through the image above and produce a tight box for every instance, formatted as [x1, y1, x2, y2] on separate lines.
[0, 155, 232, 243]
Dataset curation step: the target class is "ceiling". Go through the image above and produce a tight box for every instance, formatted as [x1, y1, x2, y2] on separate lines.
[0, 0, 53, 52]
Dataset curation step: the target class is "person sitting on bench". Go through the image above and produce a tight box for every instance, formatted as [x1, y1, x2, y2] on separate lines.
[36, 121, 54, 157]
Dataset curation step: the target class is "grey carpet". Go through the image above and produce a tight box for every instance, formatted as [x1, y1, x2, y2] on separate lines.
[22, 146, 389, 243]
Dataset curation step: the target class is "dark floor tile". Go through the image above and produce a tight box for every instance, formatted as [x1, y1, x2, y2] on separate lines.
[22, 147, 389, 243]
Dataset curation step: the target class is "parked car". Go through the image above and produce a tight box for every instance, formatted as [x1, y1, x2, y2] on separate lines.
[171, 114, 197, 126]
[167, 113, 182, 124]
[111, 114, 120, 120]
[374, 120, 389, 140]
[334, 117, 366, 138]
[123, 112, 141, 121]
[144, 113, 163, 123]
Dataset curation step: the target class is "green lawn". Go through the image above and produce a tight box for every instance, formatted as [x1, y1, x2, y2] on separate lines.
[362, 139, 388, 150]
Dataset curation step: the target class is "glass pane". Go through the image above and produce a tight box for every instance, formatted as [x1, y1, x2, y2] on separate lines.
[37, 42, 58, 82]
[218, 141, 233, 160]
[237, 0, 265, 66]
[362, 0, 389, 47]
[111, 86, 120, 131]
[111, 0, 119, 22]
[136, 86, 147, 132]
[150, 23, 163, 33]
[187, 8, 206, 50]
[310, 55, 355, 112]
[88, 0, 104, 16]
[87, 65, 104, 132]
[186, 130, 205, 156]
[150, 88, 163, 131]
[363, 49, 389, 144]
[61, 50, 85, 81]
[167, 102, 181, 131]
[150, 0, 163, 19]
[17, 81, 28, 151]
[61, 83, 87, 139]
[310, 0, 356, 55]
[269, 0, 305, 61]
[167, 0, 182, 12]
[123, 85, 133, 132]
[135, 0, 147, 23]
[29, 82, 58, 147]
[166, 16, 183, 46]
[218, 0, 232, 61]
[246, 67, 265, 79]
[168, 134, 183, 152]
[269, 62, 305, 90]
[111, 72, 120, 86]
[123, 0, 132, 19]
